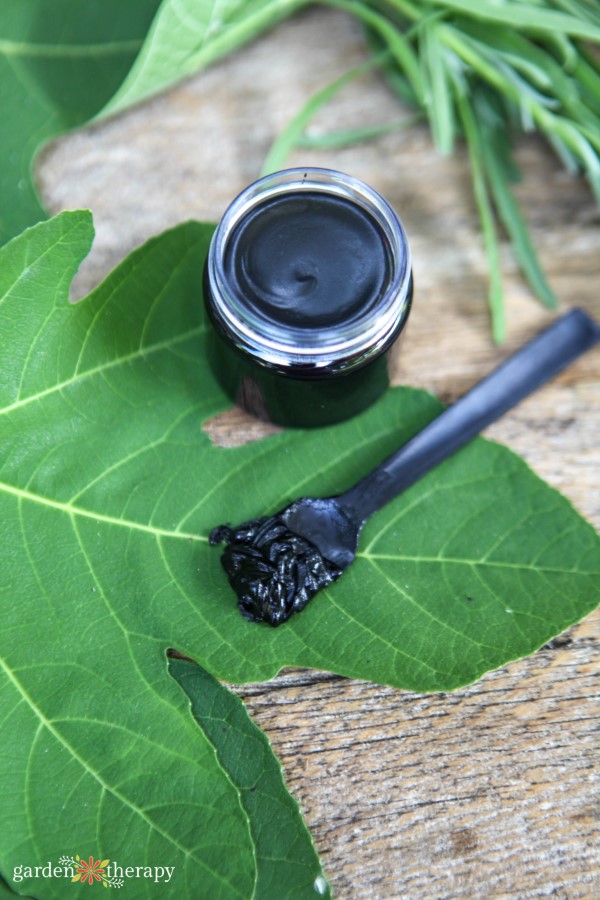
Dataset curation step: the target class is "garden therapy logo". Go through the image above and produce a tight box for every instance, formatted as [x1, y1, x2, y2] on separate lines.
[12, 855, 175, 888]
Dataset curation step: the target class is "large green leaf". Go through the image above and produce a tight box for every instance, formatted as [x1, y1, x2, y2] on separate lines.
[0, 0, 162, 244]
[1, 210, 598, 698]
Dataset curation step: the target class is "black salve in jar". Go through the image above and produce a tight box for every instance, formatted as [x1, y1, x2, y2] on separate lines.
[203, 168, 413, 427]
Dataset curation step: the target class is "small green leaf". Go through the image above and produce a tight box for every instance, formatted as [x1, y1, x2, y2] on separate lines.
[468, 85, 558, 310]
[455, 90, 506, 342]
[169, 655, 331, 899]
[297, 114, 423, 150]
[424, 0, 600, 40]
[102, 0, 310, 117]
[420, 20, 456, 154]
[551, 0, 600, 29]
[573, 47, 600, 117]
[459, 23, 578, 106]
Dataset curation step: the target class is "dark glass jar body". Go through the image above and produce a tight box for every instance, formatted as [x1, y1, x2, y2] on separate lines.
[203, 168, 413, 427]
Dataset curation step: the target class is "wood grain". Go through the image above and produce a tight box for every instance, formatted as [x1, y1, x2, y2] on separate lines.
[235, 615, 599, 899]
[38, 7, 599, 897]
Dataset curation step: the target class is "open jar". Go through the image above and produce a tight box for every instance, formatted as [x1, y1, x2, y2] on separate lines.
[203, 167, 413, 427]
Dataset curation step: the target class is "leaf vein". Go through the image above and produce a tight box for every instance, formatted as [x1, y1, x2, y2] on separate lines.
[1, 325, 207, 417]
[360, 552, 599, 575]
[0, 38, 144, 59]
[0, 481, 208, 542]
[367, 556, 491, 648]
[324, 587, 446, 678]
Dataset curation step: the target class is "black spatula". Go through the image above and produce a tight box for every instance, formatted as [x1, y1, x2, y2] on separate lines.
[210, 308, 600, 626]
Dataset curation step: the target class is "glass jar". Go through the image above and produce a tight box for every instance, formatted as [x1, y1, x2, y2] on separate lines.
[203, 167, 413, 427]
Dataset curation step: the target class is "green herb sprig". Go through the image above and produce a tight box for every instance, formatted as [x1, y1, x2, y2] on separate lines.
[264, 0, 600, 342]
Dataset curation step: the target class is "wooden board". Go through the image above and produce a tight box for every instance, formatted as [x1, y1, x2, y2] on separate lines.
[38, 8, 599, 897]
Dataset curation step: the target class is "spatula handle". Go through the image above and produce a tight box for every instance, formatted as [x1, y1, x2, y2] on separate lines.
[338, 308, 600, 523]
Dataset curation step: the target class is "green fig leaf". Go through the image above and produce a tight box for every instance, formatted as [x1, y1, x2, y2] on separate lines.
[1, 211, 598, 695]
[1, 209, 598, 893]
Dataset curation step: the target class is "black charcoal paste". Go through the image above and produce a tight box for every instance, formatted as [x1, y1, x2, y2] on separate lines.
[209, 514, 342, 627]
[223, 191, 391, 338]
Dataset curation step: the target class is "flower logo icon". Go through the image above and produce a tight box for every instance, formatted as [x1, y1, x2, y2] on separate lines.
[73, 856, 108, 886]
[58, 855, 123, 888]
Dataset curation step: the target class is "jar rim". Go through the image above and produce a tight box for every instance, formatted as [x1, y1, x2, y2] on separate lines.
[205, 167, 412, 374]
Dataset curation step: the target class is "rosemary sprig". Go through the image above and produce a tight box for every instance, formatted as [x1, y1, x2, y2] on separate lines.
[263, 0, 600, 341]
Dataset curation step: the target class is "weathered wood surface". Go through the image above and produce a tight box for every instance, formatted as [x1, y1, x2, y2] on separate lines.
[39, 7, 599, 898]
